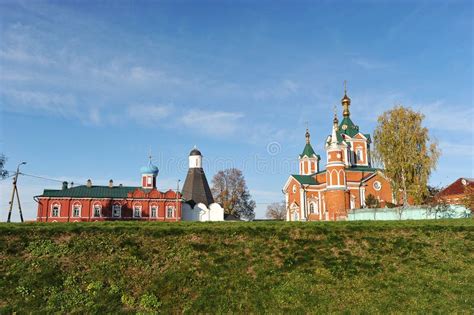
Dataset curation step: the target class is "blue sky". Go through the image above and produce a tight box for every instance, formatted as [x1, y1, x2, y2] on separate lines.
[1, 0, 472, 220]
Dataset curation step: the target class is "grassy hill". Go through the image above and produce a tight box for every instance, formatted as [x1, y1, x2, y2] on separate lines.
[1, 220, 473, 313]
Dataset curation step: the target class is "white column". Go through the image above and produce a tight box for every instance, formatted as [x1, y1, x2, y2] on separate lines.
[318, 191, 322, 220]
[299, 188, 305, 221]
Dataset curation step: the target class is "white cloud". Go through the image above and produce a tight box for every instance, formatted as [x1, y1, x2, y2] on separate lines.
[352, 58, 389, 70]
[127, 104, 173, 124]
[349, 92, 473, 135]
[180, 110, 244, 136]
[439, 142, 474, 157]
[1, 89, 78, 116]
[254, 79, 299, 100]
[88, 107, 102, 125]
[0, 47, 54, 66]
[416, 101, 473, 134]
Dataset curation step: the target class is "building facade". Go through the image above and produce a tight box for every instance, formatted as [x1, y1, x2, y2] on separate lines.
[436, 177, 473, 211]
[181, 147, 224, 221]
[36, 160, 182, 222]
[283, 88, 396, 221]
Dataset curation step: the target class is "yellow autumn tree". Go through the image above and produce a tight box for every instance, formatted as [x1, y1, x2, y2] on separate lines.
[373, 106, 440, 206]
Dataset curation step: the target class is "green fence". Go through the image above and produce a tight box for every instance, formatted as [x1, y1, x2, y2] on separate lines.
[348, 205, 471, 221]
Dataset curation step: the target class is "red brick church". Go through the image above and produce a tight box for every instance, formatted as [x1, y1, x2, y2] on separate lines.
[283, 87, 395, 221]
[35, 158, 182, 222]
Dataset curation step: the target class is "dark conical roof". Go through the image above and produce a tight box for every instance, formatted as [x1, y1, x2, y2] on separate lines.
[189, 147, 202, 156]
[181, 167, 214, 207]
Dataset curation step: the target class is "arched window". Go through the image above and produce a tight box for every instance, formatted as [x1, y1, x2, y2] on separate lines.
[93, 203, 101, 217]
[72, 202, 81, 217]
[309, 202, 315, 214]
[51, 203, 60, 217]
[166, 206, 175, 218]
[331, 170, 338, 186]
[150, 205, 158, 218]
[112, 203, 121, 218]
[133, 203, 142, 218]
[356, 148, 363, 162]
[314, 199, 320, 215]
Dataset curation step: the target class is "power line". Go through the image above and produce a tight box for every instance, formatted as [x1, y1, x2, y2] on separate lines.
[0, 173, 15, 181]
[19, 172, 66, 183]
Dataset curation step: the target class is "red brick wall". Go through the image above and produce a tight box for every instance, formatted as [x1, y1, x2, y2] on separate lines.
[37, 190, 182, 222]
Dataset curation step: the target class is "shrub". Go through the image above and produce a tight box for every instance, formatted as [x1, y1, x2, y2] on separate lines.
[365, 194, 380, 208]
[139, 293, 161, 311]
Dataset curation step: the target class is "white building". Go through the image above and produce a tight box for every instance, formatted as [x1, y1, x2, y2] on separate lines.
[181, 147, 224, 222]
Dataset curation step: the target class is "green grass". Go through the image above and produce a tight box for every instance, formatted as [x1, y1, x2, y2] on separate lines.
[0, 220, 473, 313]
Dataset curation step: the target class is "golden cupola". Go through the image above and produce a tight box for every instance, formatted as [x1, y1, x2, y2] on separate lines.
[341, 80, 351, 117]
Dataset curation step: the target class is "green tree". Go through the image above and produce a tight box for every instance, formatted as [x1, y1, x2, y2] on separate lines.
[460, 184, 473, 212]
[0, 154, 8, 179]
[211, 168, 256, 220]
[422, 185, 441, 205]
[425, 197, 455, 219]
[365, 194, 380, 209]
[265, 201, 286, 220]
[373, 106, 440, 206]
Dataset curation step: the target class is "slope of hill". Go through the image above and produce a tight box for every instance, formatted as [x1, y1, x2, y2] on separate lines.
[0, 220, 473, 313]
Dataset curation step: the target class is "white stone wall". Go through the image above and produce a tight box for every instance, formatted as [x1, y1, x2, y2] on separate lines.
[181, 202, 224, 222]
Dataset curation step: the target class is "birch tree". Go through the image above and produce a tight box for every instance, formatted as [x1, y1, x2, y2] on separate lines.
[373, 106, 440, 206]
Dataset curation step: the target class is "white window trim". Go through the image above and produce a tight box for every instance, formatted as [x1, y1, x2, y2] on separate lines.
[150, 205, 158, 218]
[72, 203, 81, 218]
[166, 206, 175, 218]
[92, 203, 102, 218]
[309, 202, 316, 214]
[51, 203, 60, 217]
[112, 204, 122, 218]
[133, 204, 142, 218]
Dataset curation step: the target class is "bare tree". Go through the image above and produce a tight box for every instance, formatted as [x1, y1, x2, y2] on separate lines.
[211, 168, 256, 220]
[265, 201, 286, 220]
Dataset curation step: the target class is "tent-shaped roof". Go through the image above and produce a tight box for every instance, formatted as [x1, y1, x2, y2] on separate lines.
[181, 167, 214, 207]
[299, 143, 321, 159]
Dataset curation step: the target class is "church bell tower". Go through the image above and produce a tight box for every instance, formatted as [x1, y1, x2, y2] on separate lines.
[325, 115, 348, 220]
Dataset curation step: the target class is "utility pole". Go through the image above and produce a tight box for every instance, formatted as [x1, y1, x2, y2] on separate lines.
[7, 162, 27, 223]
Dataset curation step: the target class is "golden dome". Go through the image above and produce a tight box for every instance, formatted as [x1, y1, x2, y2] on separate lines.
[341, 93, 351, 105]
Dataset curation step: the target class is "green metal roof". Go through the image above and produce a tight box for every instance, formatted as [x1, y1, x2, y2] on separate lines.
[292, 175, 318, 185]
[39, 185, 143, 198]
[299, 143, 320, 159]
[339, 117, 360, 138]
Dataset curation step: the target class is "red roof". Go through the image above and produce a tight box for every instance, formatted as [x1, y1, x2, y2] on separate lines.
[437, 178, 474, 197]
